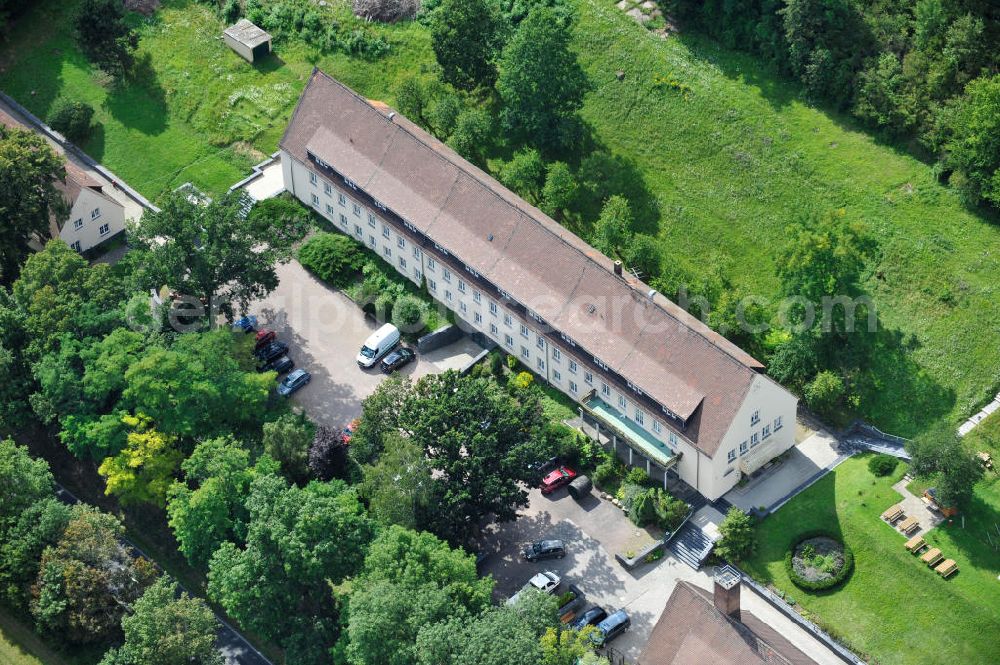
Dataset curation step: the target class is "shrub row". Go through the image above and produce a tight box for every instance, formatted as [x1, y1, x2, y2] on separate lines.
[784, 530, 854, 592]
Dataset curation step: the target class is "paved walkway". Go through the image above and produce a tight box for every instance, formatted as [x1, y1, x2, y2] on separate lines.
[243, 157, 285, 201]
[481, 488, 847, 665]
[725, 427, 847, 513]
[884, 478, 944, 538]
[959, 392, 1000, 437]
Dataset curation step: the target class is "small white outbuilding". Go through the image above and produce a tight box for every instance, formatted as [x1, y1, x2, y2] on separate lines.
[223, 19, 272, 63]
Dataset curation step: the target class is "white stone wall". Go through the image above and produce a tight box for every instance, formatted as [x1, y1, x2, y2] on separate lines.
[284, 150, 797, 500]
[60, 187, 126, 252]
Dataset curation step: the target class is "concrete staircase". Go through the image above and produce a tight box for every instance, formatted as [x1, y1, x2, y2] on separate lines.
[667, 520, 715, 569]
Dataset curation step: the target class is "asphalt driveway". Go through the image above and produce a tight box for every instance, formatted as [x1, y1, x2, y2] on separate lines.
[251, 260, 469, 428]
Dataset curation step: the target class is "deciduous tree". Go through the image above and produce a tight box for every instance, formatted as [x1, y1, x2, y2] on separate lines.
[98, 413, 183, 507]
[361, 432, 432, 529]
[262, 412, 314, 483]
[75, 0, 138, 78]
[715, 507, 756, 563]
[499, 148, 546, 203]
[431, 0, 506, 91]
[540, 161, 577, 221]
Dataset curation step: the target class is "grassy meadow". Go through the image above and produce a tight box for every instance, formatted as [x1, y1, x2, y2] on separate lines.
[0, 0, 997, 434]
[743, 455, 1000, 665]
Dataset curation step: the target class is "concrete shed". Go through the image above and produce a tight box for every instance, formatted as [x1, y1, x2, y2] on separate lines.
[223, 19, 272, 63]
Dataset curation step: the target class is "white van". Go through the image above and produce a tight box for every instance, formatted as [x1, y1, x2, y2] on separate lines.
[357, 323, 400, 368]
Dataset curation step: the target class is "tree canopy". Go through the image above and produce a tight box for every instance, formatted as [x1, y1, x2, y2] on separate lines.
[431, 0, 506, 91]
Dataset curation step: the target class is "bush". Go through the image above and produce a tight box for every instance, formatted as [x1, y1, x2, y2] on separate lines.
[222, 0, 241, 23]
[47, 98, 94, 143]
[592, 457, 625, 491]
[352, 0, 419, 22]
[392, 295, 426, 331]
[784, 531, 854, 591]
[510, 371, 534, 391]
[297, 232, 365, 287]
[867, 453, 898, 477]
[804, 370, 845, 415]
[624, 466, 650, 487]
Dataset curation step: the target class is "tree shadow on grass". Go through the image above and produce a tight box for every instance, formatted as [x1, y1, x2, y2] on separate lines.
[83, 120, 106, 161]
[926, 491, 1000, 572]
[103, 53, 168, 135]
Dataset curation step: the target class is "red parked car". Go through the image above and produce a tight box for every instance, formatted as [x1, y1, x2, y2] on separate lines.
[540, 466, 578, 494]
[254, 329, 276, 350]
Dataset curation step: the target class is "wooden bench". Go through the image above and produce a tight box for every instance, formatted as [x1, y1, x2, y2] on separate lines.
[898, 516, 920, 535]
[881, 504, 904, 523]
[935, 559, 958, 578]
[904, 535, 926, 553]
[921, 547, 943, 566]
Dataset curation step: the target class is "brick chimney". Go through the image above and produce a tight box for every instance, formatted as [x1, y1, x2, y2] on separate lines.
[714, 565, 741, 620]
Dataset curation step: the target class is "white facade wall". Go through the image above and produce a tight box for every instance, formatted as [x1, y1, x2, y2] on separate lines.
[284, 151, 797, 501]
[61, 187, 126, 252]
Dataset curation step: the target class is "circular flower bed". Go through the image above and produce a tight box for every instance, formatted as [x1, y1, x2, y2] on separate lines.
[784, 531, 854, 591]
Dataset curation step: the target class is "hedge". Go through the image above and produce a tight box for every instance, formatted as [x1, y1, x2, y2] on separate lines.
[784, 530, 854, 591]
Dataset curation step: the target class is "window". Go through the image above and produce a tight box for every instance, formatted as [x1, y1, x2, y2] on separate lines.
[504, 314, 512, 327]
[353, 203, 361, 216]
[536, 336, 544, 350]
[668, 432, 679, 447]
[344, 176, 358, 189]
[428, 279, 437, 291]
[70, 240, 82, 251]
[489, 301, 498, 315]
[739, 440, 749, 456]
[751, 410, 760, 426]
[568, 360, 578, 374]
[427, 257, 436, 271]
[521, 347, 530, 360]
[398, 257, 407, 270]
[473, 291, 481, 303]
[413, 246, 421, 259]
[727, 449, 736, 463]
[445, 290, 453, 302]
[619, 395, 627, 410]
[443, 268, 452, 283]
[460, 302, 467, 313]
[569, 381, 578, 394]
[490, 323, 498, 335]
[325, 204, 335, 215]
[553, 369, 561, 382]
[474, 312, 482, 324]
[397, 237, 405, 249]
[414, 268, 422, 280]
[634, 409, 644, 426]
[505, 334, 514, 347]
[354, 225, 363, 237]
[601, 383, 610, 397]
[340, 213, 349, 226]
[99, 223, 110, 236]
[382, 225, 390, 239]
[383, 247, 392, 258]
[324, 183, 332, 196]
[774, 416, 784, 431]
[653, 420, 662, 434]
[310, 194, 319, 206]
[339, 193, 347, 205]
[536, 358, 545, 371]
[458, 280, 466, 293]
[309, 172, 317, 185]
[72, 218, 83, 230]
[520, 324, 529, 338]
[750, 432, 759, 446]
[584, 371, 593, 385]
[762, 424, 771, 440]
[368, 235, 376, 248]
[552, 348, 561, 362]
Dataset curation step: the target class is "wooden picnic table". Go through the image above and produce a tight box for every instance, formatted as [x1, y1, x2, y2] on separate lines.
[898, 515, 920, 534]
[935, 559, 958, 578]
[881, 504, 904, 522]
[904, 535, 926, 552]
[921, 547, 943, 565]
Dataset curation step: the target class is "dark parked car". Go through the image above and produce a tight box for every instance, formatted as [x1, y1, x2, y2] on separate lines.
[232, 315, 257, 333]
[255, 341, 289, 363]
[571, 606, 608, 631]
[521, 540, 566, 561]
[277, 369, 311, 396]
[254, 328, 277, 350]
[528, 456, 561, 482]
[591, 610, 630, 646]
[258, 355, 294, 375]
[380, 346, 416, 373]
[540, 466, 578, 494]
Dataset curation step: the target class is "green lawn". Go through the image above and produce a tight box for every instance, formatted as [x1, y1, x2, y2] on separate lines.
[2, 0, 998, 436]
[0, 604, 92, 665]
[743, 455, 1000, 665]
[573, 0, 1000, 435]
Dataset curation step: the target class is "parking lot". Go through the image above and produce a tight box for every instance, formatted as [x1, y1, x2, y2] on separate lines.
[480, 485, 846, 665]
[250, 260, 481, 428]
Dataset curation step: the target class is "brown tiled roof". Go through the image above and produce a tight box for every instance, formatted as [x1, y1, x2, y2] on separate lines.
[281, 69, 770, 455]
[639, 582, 820, 665]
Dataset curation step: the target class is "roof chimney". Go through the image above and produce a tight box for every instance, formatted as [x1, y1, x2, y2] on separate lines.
[613, 260, 623, 277]
[714, 565, 741, 621]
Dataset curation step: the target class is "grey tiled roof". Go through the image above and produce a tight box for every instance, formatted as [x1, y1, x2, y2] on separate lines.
[281, 69, 771, 456]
